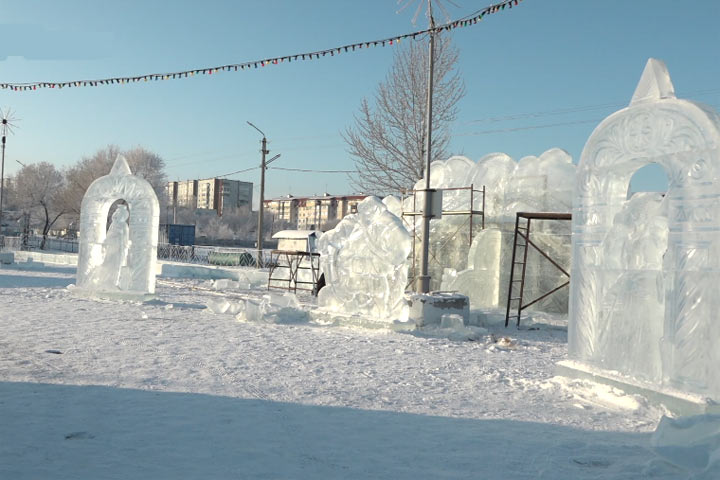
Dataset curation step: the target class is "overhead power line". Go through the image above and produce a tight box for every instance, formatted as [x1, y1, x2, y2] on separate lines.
[216, 166, 259, 178]
[269, 167, 359, 174]
[455, 118, 602, 137]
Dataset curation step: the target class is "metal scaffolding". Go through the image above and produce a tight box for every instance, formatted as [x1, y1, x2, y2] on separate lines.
[402, 185, 485, 288]
[505, 211, 572, 327]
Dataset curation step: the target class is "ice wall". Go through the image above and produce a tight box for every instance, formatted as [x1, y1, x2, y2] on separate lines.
[569, 58, 720, 399]
[77, 156, 160, 296]
[317, 196, 411, 322]
[405, 149, 574, 309]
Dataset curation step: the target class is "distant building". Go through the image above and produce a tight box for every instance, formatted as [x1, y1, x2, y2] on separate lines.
[167, 178, 252, 216]
[167, 180, 198, 209]
[265, 193, 367, 231]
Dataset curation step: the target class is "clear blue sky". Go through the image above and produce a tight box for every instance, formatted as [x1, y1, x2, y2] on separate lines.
[1, 0, 719, 205]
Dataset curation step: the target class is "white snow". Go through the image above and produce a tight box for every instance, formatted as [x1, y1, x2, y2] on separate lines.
[0, 262, 691, 479]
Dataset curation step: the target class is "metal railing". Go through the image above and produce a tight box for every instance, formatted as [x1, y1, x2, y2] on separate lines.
[157, 244, 273, 267]
[0, 234, 273, 268]
[0, 235, 22, 252]
[0, 235, 80, 253]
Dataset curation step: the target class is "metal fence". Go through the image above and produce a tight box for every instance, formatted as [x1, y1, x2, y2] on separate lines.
[157, 244, 272, 267]
[0, 236, 22, 252]
[0, 235, 79, 253]
[0, 234, 275, 267]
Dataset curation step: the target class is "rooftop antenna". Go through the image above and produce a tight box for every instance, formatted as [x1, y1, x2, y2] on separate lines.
[396, 0, 458, 25]
[0, 108, 19, 241]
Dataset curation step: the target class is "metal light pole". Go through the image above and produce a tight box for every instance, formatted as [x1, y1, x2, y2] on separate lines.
[0, 116, 8, 240]
[417, 1, 436, 293]
[247, 121, 281, 268]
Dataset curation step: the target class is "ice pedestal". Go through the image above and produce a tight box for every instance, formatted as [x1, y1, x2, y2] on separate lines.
[567, 58, 720, 406]
[317, 196, 411, 323]
[76, 156, 160, 298]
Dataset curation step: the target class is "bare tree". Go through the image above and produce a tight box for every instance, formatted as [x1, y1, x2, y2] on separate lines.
[344, 36, 465, 194]
[13, 162, 67, 249]
[63, 145, 168, 216]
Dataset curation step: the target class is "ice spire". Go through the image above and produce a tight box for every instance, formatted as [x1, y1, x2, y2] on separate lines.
[109, 155, 132, 176]
[631, 58, 676, 105]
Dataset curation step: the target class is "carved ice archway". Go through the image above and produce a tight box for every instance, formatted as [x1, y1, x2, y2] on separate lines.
[569, 59, 720, 398]
[77, 156, 160, 294]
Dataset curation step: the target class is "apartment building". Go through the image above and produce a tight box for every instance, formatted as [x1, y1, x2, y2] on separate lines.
[167, 178, 252, 215]
[265, 193, 367, 231]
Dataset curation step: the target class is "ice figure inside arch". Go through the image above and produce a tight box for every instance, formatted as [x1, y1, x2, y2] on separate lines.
[76, 156, 160, 298]
[568, 58, 720, 401]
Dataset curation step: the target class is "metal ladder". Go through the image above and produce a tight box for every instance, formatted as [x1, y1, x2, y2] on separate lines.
[505, 214, 531, 327]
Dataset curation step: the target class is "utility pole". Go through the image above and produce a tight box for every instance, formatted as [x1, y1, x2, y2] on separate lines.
[247, 121, 280, 268]
[417, 0, 436, 293]
[0, 125, 6, 240]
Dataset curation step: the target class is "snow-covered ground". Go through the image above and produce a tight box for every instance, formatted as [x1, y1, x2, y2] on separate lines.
[0, 263, 687, 479]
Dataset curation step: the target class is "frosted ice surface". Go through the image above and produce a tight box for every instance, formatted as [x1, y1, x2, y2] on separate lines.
[382, 195, 403, 219]
[631, 58, 675, 104]
[205, 292, 307, 323]
[317, 196, 411, 322]
[88, 205, 130, 289]
[569, 58, 720, 400]
[236, 292, 308, 323]
[651, 415, 720, 473]
[408, 149, 574, 303]
[76, 156, 160, 296]
[412, 149, 574, 220]
[441, 228, 504, 309]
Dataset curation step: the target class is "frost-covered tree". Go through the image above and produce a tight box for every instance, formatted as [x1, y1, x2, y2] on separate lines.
[13, 162, 67, 249]
[63, 145, 168, 216]
[344, 36, 465, 194]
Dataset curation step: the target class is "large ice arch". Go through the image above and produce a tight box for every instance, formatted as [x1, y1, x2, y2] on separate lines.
[569, 58, 720, 399]
[76, 156, 160, 295]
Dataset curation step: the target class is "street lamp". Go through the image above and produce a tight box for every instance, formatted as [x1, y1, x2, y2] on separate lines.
[418, 0, 437, 293]
[0, 108, 18, 241]
[247, 121, 281, 268]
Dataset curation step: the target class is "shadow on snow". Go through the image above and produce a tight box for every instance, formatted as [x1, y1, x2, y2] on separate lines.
[0, 381, 678, 480]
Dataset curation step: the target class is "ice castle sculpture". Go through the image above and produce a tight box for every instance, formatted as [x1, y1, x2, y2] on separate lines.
[76, 156, 160, 297]
[317, 196, 411, 322]
[567, 59, 720, 404]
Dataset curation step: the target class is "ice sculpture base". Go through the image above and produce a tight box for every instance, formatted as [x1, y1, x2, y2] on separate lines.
[555, 360, 720, 416]
[408, 292, 470, 327]
[68, 285, 157, 302]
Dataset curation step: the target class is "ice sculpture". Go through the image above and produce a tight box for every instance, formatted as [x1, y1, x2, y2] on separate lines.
[568, 58, 720, 401]
[76, 156, 160, 297]
[317, 196, 411, 322]
[405, 149, 574, 310]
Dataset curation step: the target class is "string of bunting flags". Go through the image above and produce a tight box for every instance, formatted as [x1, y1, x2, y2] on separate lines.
[1, 0, 522, 92]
